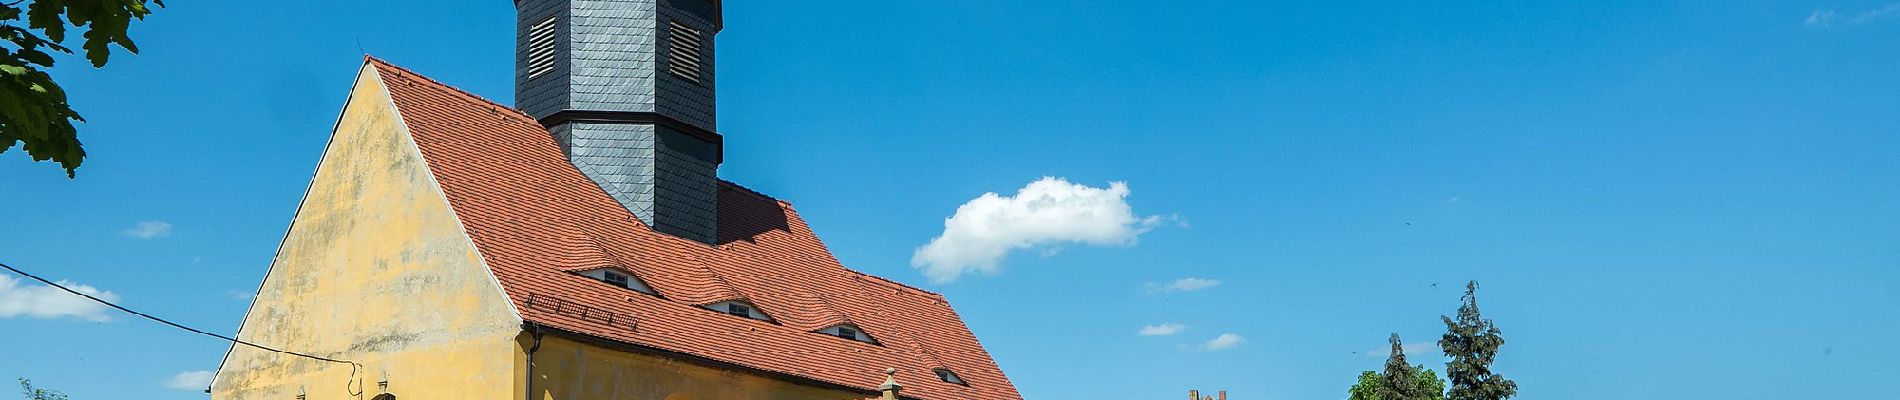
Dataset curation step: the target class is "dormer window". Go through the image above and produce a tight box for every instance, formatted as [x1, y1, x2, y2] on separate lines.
[704, 301, 772, 322]
[934, 369, 966, 385]
[573, 268, 656, 295]
[603, 271, 631, 288]
[817, 324, 877, 344]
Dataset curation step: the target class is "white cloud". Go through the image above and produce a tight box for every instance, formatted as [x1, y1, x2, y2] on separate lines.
[911, 177, 1162, 283]
[164, 370, 214, 391]
[1145, 277, 1221, 294]
[122, 221, 173, 239]
[1200, 333, 1246, 351]
[1363, 341, 1439, 358]
[1139, 323, 1187, 336]
[1806, 9, 1838, 27]
[0, 275, 118, 322]
[1851, 3, 1900, 23]
[1807, 3, 1900, 28]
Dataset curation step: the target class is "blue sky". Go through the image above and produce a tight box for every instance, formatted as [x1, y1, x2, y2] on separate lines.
[2, 1, 1898, 399]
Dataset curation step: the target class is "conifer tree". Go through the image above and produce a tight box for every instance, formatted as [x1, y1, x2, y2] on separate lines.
[1377, 334, 1432, 400]
[1439, 281, 1518, 400]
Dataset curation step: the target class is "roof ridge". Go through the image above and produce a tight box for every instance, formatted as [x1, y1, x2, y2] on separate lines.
[849, 269, 944, 299]
[718, 179, 790, 205]
[364, 56, 541, 127]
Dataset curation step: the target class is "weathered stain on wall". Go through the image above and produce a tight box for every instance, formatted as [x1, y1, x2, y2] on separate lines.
[528, 334, 873, 400]
[212, 64, 524, 400]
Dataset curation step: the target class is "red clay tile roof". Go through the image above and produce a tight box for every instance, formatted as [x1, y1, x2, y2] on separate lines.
[366, 57, 1019, 400]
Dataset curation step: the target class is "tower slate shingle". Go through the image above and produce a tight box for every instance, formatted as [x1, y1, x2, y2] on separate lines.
[516, 0, 723, 243]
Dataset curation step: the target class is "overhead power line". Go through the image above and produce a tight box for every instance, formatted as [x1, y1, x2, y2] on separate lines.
[0, 260, 363, 396]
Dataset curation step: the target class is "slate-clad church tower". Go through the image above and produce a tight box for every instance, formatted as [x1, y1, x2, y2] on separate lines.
[515, 0, 725, 243]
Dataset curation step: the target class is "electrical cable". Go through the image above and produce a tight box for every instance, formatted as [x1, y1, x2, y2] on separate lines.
[0, 260, 364, 396]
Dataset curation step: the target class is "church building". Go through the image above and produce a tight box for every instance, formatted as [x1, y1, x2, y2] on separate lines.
[209, 1, 1020, 399]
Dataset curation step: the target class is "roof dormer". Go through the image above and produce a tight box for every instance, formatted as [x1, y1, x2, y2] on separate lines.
[572, 267, 657, 296]
[933, 368, 967, 386]
[817, 324, 878, 344]
[704, 300, 772, 322]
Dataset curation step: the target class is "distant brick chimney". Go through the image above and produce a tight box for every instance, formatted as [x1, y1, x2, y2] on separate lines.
[1188, 390, 1227, 400]
[514, 0, 725, 244]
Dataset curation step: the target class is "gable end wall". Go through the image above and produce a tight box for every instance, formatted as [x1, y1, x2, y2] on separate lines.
[212, 64, 525, 400]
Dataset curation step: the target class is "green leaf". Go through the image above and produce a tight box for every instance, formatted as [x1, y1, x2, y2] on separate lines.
[83, 30, 112, 67]
[25, 1, 68, 43]
[17, 49, 56, 67]
[115, 34, 139, 54]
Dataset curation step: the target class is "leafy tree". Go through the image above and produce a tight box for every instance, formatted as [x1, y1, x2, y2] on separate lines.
[17, 379, 68, 400]
[1348, 356, 1447, 400]
[1, 0, 164, 177]
[1415, 367, 1446, 400]
[1348, 371, 1381, 400]
[1439, 281, 1518, 400]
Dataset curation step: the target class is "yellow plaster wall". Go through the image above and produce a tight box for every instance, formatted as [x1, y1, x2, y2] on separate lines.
[528, 335, 876, 400]
[212, 65, 524, 400]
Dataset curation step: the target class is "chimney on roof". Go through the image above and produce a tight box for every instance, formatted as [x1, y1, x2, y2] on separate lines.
[514, 0, 725, 244]
[1189, 390, 1227, 400]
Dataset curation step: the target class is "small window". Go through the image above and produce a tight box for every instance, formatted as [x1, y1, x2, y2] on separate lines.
[603, 271, 630, 288]
[818, 325, 876, 344]
[666, 20, 705, 83]
[934, 369, 966, 385]
[576, 268, 656, 295]
[526, 16, 558, 80]
[705, 301, 772, 322]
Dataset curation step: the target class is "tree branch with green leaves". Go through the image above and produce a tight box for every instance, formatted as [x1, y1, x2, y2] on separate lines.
[18, 379, 68, 400]
[0, 0, 163, 177]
